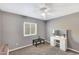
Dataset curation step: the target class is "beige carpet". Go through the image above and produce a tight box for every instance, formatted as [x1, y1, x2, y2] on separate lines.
[9, 43, 79, 55]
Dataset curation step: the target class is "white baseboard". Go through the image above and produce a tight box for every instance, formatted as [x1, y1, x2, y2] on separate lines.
[9, 40, 49, 52]
[9, 44, 32, 52]
[68, 48, 79, 53]
[46, 39, 79, 53]
[9, 42, 79, 54]
[7, 48, 10, 55]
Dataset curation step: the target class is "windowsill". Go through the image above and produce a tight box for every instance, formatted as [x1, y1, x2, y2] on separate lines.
[24, 34, 37, 37]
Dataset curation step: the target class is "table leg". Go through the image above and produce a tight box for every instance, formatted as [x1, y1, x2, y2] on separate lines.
[35, 42, 37, 47]
[33, 40, 34, 45]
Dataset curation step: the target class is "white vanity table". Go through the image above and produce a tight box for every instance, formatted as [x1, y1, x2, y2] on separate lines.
[50, 36, 67, 51]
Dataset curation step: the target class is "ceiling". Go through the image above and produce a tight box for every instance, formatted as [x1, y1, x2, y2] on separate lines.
[0, 3, 79, 20]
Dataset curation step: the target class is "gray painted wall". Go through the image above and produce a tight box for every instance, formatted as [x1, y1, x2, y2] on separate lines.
[0, 11, 46, 49]
[0, 12, 2, 42]
[0, 12, 1, 42]
[1, 10, 79, 51]
[46, 12, 79, 51]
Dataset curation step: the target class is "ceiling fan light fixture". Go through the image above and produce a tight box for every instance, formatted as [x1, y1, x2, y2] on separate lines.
[41, 12, 46, 16]
[39, 3, 51, 20]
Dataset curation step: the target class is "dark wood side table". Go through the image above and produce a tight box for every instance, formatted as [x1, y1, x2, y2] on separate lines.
[32, 38, 45, 47]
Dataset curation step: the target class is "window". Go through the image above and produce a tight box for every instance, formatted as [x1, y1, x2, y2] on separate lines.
[24, 22, 37, 36]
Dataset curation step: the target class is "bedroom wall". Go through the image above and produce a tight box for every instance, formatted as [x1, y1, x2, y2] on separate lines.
[46, 12, 79, 51]
[1, 10, 79, 51]
[0, 12, 2, 42]
[0, 11, 46, 49]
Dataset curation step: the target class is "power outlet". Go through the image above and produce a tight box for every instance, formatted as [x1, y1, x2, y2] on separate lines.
[16, 43, 19, 46]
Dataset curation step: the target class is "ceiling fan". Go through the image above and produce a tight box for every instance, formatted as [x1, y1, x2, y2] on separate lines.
[39, 3, 53, 20]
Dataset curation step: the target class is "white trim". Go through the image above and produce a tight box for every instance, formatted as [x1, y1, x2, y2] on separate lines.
[46, 40, 79, 53]
[9, 40, 48, 52]
[35, 24, 37, 35]
[7, 48, 10, 55]
[9, 44, 32, 52]
[68, 48, 79, 53]
[23, 22, 37, 36]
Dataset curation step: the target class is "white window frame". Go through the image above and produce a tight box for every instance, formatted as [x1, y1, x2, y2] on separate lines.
[24, 22, 37, 36]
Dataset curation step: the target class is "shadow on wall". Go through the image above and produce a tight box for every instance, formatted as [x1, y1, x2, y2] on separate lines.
[67, 30, 72, 48]
[67, 30, 77, 48]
